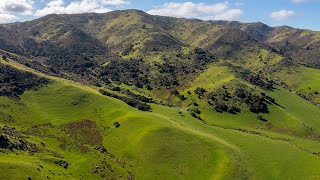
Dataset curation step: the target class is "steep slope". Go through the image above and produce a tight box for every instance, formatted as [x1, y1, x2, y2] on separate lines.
[265, 26, 320, 68]
[0, 25, 23, 54]
[226, 22, 320, 68]
[0, 11, 301, 93]
[0, 14, 107, 84]
[0, 63, 50, 98]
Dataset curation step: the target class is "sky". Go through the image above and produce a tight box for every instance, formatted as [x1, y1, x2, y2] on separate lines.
[0, 0, 319, 30]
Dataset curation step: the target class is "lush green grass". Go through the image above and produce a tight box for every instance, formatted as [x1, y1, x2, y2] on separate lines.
[174, 64, 315, 137]
[2, 80, 320, 179]
[0, 81, 239, 179]
[152, 104, 320, 179]
[290, 66, 320, 92]
[274, 65, 320, 91]
[184, 65, 235, 92]
[2, 58, 320, 179]
[273, 65, 320, 107]
[0, 158, 41, 180]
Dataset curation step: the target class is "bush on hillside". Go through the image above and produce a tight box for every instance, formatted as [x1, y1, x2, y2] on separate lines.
[99, 90, 151, 111]
[172, 90, 187, 101]
[194, 87, 207, 96]
[113, 121, 120, 128]
[2, 55, 7, 61]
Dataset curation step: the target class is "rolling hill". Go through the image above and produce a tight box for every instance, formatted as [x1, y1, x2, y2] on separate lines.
[1, 10, 320, 179]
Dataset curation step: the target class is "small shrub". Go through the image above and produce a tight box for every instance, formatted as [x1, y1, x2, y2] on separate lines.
[172, 90, 187, 101]
[111, 87, 121, 91]
[2, 55, 7, 61]
[146, 85, 153, 90]
[113, 121, 120, 128]
[257, 116, 267, 122]
[194, 87, 207, 96]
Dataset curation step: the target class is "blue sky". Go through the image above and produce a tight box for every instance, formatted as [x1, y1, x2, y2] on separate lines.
[0, 0, 319, 30]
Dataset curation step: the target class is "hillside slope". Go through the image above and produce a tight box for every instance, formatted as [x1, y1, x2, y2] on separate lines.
[1, 51, 320, 179]
[225, 22, 320, 68]
[1, 10, 320, 179]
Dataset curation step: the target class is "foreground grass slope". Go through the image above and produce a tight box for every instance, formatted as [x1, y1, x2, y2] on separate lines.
[1, 55, 320, 179]
[0, 81, 240, 179]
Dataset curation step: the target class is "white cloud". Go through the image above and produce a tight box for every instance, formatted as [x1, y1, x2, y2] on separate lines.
[35, 0, 129, 17]
[0, 0, 34, 15]
[47, 0, 64, 7]
[0, 13, 19, 23]
[147, 2, 243, 21]
[270, 10, 295, 21]
[101, 0, 130, 6]
[204, 9, 243, 21]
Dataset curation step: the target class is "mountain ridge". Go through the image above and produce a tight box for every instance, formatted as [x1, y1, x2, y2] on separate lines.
[1, 10, 319, 68]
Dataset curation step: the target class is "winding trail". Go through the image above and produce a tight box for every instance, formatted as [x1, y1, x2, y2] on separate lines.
[201, 118, 320, 157]
[155, 110, 320, 158]
[154, 113, 241, 151]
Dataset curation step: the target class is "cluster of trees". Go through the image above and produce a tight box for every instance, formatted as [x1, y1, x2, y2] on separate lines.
[54, 160, 69, 169]
[99, 90, 151, 111]
[1, 55, 7, 61]
[188, 108, 205, 122]
[23, 37, 105, 72]
[98, 47, 216, 90]
[123, 90, 154, 103]
[194, 87, 207, 97]
[195, 86, 272, 114]
[213, 100, 241, 114]
[171, 90, 187, 101]
[0, 126, 38, 152]
[142, 33, 184, 52]
[98, 59, 151, 88]
[238, 69, 275, 91]
[0, 64, 50, 98]
[296, 90, 320, 107]
[219, 62, 275, 91]
[98, 59, 187, 89]
[110, 86, 155, 103]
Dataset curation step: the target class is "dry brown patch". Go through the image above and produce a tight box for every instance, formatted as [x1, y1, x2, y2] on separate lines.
[65, 120, 102, 146]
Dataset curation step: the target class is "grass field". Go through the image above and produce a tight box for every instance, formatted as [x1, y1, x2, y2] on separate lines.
[1, 57, 320, 179]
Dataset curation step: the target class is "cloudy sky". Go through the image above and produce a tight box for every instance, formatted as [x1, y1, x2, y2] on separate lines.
[0, 0, 319, 30]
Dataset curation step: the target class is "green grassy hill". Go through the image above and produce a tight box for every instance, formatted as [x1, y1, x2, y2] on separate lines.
[1, 10, 320, 179]
[1, 47, 320, 179]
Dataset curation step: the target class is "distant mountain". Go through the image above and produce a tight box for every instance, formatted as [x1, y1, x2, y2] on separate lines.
[220, 22, 320, 68]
